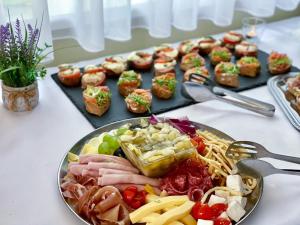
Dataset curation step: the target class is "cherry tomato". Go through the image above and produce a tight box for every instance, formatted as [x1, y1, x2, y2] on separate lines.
[210, 203, 228, 218]
[214, 218, 231, 225]
[191, 136, 206, 155]
[192, 203, 215, 220]
[123, 187, 137, 202]
[130, 200, 142, 209]
[122, 186, 147, 209]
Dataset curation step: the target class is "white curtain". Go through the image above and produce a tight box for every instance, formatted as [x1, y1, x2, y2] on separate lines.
[0, 0, 299, 61]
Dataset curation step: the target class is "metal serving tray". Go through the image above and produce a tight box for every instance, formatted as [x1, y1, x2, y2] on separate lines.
[268, 72, 300, 131]
[57, 117, 263, 225]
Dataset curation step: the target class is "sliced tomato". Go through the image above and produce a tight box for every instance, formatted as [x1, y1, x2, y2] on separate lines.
[210, 203, 228, 218]
[214, 218, 231, 225]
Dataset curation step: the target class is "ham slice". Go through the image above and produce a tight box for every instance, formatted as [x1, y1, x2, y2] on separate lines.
[82, 169, 99, 177]
[98, 174, 160, 187]
[87, 162, 139, 174]
[68, 163, 88, 176]
[79, 154, 132, 167]
[99, 168, 136, 176]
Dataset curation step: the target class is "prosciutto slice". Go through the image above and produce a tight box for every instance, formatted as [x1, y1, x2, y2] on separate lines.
[74, 185, 130, 225]
[98, 174, 160, 187]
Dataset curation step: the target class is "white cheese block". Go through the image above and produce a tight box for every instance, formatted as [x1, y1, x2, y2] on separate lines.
[228, 196, 247, 208]
[226, 175, 244, 192]
[226, 200, 246, 222]
[218, 211, 229, 219]
[197, 219, 214, 225]
[208, 195, 227, 206]
[215, 190, 230, 199]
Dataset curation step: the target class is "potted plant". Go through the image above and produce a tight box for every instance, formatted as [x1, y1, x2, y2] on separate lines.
[0, 17, 50, 111]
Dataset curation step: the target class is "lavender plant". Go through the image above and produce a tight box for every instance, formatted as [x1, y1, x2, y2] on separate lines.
[0, 16, 51, 87]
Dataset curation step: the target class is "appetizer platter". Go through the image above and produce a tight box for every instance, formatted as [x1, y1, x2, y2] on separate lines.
[58, 116, 263, 225]
[268, 72, 300, 131]
[51, 31, 299, 128]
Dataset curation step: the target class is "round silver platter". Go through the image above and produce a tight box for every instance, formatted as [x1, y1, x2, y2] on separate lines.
[57, 117, 263, 225]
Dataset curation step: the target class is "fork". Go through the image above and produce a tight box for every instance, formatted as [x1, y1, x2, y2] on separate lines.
[226, 141, 300, 164]
[233, 159, 300, 177]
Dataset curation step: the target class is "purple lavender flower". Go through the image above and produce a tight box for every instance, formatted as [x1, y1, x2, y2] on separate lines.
[0, 23, 10, 46]
[15, 19, 23, 47]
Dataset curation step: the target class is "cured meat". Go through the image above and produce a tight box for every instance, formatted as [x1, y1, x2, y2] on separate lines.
[98, 174, 160, 187]
[87, 162, 139, 174]
[160, 158, 213, 201]
[68, 163, 88, 176]
[64, 185, 130, 225]
[99, 168, 136, 176]
[79, 154, 133, 167]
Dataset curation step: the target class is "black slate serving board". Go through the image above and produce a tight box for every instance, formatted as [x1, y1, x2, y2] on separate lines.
[51, 49, 299, 128]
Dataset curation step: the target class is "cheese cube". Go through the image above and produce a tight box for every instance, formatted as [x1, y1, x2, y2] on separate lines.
[197, 219, 214, 225]
[226, 175, 244, 192]
[215, 190, 230, 199]
[218, 211, 229, 219]
[208, 195, 227, 206]
[226, 200, 246, 222]
[228, 196, 247, 208]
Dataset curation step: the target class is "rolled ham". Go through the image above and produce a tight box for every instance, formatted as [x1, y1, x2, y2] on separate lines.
[87, 162, 139, 174]
[68, 163, 89, 176]
[79, 154, 133, 167]
[98, 174, 160, 187]
[99, 168, 136, 176]
[82, 169, 99, 177]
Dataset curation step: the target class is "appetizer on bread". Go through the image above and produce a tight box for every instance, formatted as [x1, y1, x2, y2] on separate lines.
[209, 47, 232, 66]
[58, 64, 81, 86]
[178, 40, 199, 56]
[83, 86, 111, 116]
[180, 52, 205, 71]
[235, 41, 258, 58]
[102, 56, 127, 76]
[215, 62, 240, 87]
[152, 73, 177, 99]
[268, 51, 291, 75]
[81, 65, 106, 89]
[183, 66, 209, 83]
[127, 51, 153, 70]
[154, 56, 177, 76]
[117, 70, 142, 97]
[198, 37, 221, 55]
[222, 31, 243, 50]
[237, 56, 260, 77]
[154, 43, 179, 60]
[125, 89, 152, 114]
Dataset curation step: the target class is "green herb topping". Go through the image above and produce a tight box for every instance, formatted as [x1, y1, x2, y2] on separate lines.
[271, 57, 291, 66]
[241, 56, 258, 64]
[117, 70, 138, 85]
[85, 86, 111, 106]
[220, 63, 239, 75]
[155, 77, 177, 92]
[128, 94, 151, 113]
[212, 50, 230, 60]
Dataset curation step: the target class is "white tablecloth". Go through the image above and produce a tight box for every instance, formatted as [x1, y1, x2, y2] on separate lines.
[1, 17, 300, 225]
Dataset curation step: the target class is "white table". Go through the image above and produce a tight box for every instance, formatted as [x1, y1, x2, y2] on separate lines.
[1, 17, 300, 225]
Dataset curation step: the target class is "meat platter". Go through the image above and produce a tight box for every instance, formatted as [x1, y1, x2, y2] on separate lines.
[58, 116, 263, 225]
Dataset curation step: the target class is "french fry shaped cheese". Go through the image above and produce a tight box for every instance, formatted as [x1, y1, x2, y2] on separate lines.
[129, 196, 189, 223]
[180, 215, 197, 225]
[148, 201, 195, 225]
